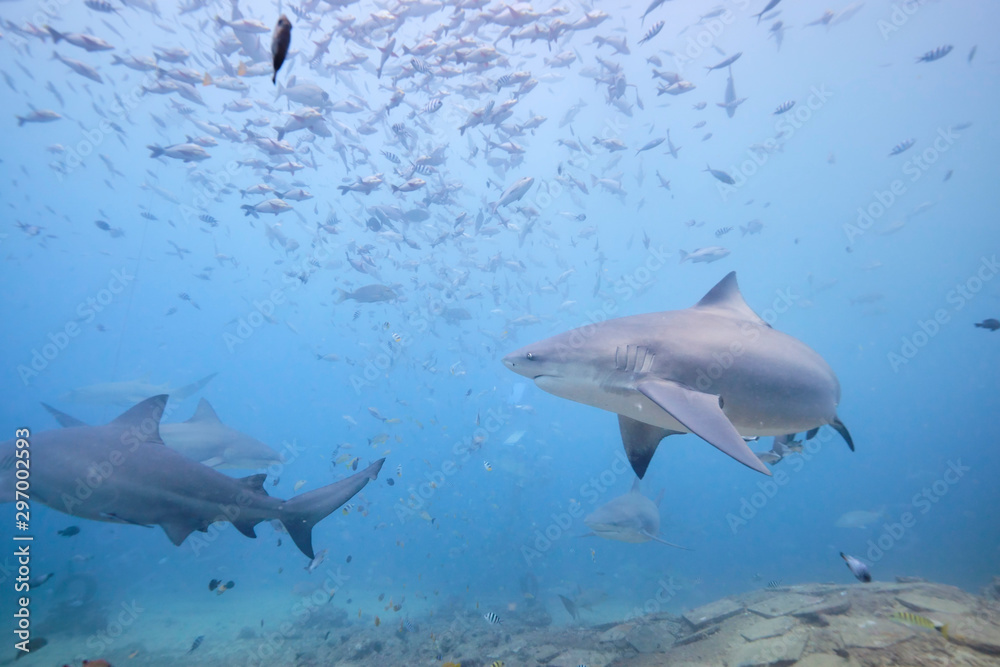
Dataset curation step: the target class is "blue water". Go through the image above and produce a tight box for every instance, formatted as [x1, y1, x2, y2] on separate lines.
[2, 0, 999, 664]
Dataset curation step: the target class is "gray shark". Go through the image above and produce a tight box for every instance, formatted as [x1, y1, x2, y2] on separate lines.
[59, 372, 217, 406]
[503, 272, 853, 478]
[42, 398, 283, 469]
[0, 396, 382, 558]
[584, 479, 689, 549]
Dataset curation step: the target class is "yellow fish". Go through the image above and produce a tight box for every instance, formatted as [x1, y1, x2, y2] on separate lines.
[892, 611, 949, 639]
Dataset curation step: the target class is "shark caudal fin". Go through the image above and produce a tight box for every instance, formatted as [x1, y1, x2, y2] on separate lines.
[281, 459, 384, 559]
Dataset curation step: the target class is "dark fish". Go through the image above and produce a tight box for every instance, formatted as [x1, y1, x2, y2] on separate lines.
[968, 45, 977, 63]
[706, 52, 742, 72]
[346, 555, 352, 563]
[187, 635, 205, 653]
[752, 0, 782, 23]
[57, 525, 80, 537]
[271, 15, 292, 85]
[141, 211, 158, 220]
[704, 164, 735, 185]
[840, 552, 872, 582]
[916, 45, 952, 63]
[975, 318, 1000, 331]
[94, 220, 111, 231]
[209, 579, 221, 590]
[889, 139, 915, 156]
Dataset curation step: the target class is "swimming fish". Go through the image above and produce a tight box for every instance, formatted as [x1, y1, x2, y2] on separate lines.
[892, 611, 949, 639]
[840, 552, 872, 582]
[271, 15, 292, 84]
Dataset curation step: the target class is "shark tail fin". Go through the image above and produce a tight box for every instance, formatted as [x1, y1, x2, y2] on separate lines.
[281, 459, 384, 559]
[171, 372, 218, 401]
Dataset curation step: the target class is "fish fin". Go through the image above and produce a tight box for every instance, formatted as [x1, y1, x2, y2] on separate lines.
[40, 403, 89, 428]
[160, 519, 200, 546]
[111, 395, 167, 445]
[238, 473, 269, 496]
[805, 427, 820, 440]
[200, 456, 225, 468]
[831, 416, 854, 451]
[693, 271, 769, 326]
[617, 415, 675, 479]
[100, 513, 152, 527]
[654, 488, 665, 508]
[558, 594, 579, 620]
[641, 530, 691, 550]
[630, 478, 641, 493]
[941, 623, 949, 640]
[636, 380, 772, 476]
[187, 398, 222, 423]
[171, 372, 217, 401]
[231, 518, 262, 538]
[281, 459, 384, 559]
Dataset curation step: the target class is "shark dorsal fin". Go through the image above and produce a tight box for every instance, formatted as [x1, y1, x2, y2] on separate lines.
[693, 272, 769, 326]
[188, 398, 221, 423]
[238, 473, 269, 496]
[111, 395, 167, 445]
[41, 403, 88, 428]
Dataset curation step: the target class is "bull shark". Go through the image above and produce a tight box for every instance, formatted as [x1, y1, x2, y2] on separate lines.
[59, 372, 217, 406]
[41, 398, 283, 469]
[584, 479, 689, 549]
[0, 396, 382, 558]
[503, 272, 853, 479]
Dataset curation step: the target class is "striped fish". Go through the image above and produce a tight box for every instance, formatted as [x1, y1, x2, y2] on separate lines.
[889, 139, 915, 156]
[381, 150, 401, 164]
[892, 611, 949, 639]
[766, 580, 782, 589]
[773, 100, 795, 115]
[639, 21, 664, 45]
[916, 45, 952, 63]
[715, 226, 733, 237]
[483, 611, 502, 624]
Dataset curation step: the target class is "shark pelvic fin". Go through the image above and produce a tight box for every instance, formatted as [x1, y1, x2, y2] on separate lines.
[617, 415, 674, 479]
[831, 416, 854, 451]
[636, 380, 772, 476]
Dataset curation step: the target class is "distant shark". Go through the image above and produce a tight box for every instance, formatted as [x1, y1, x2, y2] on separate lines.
[59, 373, 217, 406]
[41, 398, 283, 469]
[584, 479, 689, 549]
[503, 272, 853, 478]
[0, 396, 382, 558]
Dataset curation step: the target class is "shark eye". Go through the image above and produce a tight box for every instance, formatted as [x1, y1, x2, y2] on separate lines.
[526, 352, 535, 361]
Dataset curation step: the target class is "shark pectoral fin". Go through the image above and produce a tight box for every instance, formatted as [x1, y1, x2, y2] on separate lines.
[641, 530, 691, 551]
[636, 380, 772, 476]
[831, 416, 854, 451]
[41, 403, 89, 428]
[617, 415, 675, 479]
[200, 456, 225, 468]
[160, 520, 199, 546]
